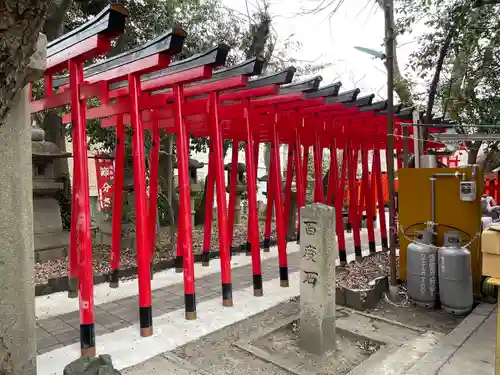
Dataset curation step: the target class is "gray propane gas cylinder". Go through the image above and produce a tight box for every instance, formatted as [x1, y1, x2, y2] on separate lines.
[406, 229, 437, 308]
[438, 232, 473, 316]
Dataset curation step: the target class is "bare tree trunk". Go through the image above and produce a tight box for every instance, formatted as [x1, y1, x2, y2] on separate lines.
[0, 0, 50, 125]
[424, 6, 464, 127]
[42, 0, 71, 41]
[468, 142, 481, 165]
[375, 0, 412, 106]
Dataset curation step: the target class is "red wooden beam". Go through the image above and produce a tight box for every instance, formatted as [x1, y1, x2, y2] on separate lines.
[46, 35, 112, 74]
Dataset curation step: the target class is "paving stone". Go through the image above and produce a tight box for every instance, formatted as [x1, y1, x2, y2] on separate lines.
[95, 309, 121, 326]
[115, 296, 138, 308]
[198, 290, 220, 301]
[37, 342, 64, 355]
[100, 304, 133, 321]
[58, 310, 80, 323]
[471, 303, 496, 316]
[95, 323, 111, 335]
[439, 357, 493, 375]
[155, 298, 184, 313]
[440, 313, 487, 348]
[449, 312, 495, 366]
[36, 325, 51, 339]
[60, 336, 80, 346]
[37, 336, 61, 350]
[151, 288, 173, 299]
[99, 301, 128, 315]
[54, 328, 80, 343]
[154, 291, 184, 303]
[166, 285, 184, 297]
[37, 317, 66, 332]
[57, 311, 81, 329]
[404, 342, 458, 375]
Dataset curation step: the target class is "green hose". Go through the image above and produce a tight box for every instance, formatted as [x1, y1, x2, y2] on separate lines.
[481, 277, 498, 298]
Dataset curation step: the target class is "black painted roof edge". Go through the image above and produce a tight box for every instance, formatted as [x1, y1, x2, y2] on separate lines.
[394, 106, 413, 120]
[108, 44, 230, 91]
[324, 88, 360, 104]
[279, 75, 323, 94]
[247, 66, 296, 89]
[85, 27, 187, 77]
[359, 100, 388, 112]
[305, 81, 342, 99]
[376, 104, 407, 116]
[343, 94, 375, 108]
[188, 56, 264, 86]
[52, 27, 187, 88]
[47, 4, 129, 58]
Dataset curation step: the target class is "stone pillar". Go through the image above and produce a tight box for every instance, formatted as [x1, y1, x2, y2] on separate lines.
[0, 33, 46, 375]
[299, 203, 337, 356]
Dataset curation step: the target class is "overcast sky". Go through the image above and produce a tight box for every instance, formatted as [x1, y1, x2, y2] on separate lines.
[222, 0, 420, 102]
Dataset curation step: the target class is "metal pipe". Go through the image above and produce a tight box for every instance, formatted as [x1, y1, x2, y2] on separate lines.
[431, 176, 436, 225]
[403, 126, 409, 168]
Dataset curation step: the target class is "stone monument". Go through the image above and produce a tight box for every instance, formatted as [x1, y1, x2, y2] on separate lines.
[299, 203, 337, 355]
[0, 32, 46, 375]
[225, 162, 247, 225]
[32, 125, 71, 261]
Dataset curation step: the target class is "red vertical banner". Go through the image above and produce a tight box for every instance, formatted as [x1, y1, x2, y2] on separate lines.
[95, 155, 115, 213]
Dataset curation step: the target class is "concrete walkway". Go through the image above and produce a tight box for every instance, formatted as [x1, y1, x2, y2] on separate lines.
[35, 229, 381, 374]
[406, 303, 497, 375]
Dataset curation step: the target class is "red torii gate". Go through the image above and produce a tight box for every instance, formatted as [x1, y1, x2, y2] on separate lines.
[30, 3, 450, 358]
[31, 4, 132, 357]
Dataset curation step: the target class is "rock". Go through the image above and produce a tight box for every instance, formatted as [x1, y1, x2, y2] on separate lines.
[63, 355, 121, 375]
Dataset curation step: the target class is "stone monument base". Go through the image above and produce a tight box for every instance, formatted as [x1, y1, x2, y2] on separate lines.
[234, 305, 442, 375]
[99, 220, 136, 249]
[34, 232, 70, 262]
[235, 313, 382, 375]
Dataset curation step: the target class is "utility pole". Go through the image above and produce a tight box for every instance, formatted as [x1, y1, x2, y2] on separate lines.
[384, 0, 398, 288]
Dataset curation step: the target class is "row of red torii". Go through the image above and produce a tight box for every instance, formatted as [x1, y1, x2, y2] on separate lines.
[30, 4, 444, 357]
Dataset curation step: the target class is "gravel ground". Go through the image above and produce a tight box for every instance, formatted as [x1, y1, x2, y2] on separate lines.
[35, 217, 397, 290]
[35, 218, 278, 285]
[336, 252, 400, 290]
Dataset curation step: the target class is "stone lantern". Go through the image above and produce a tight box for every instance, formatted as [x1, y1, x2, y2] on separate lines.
[225, 162, 247, 225]
[175, 158, 204, 225]
[32, 126, 70, 261]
